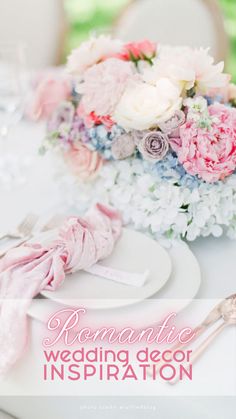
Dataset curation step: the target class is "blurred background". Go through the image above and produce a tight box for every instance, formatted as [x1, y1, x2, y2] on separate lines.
[64, 0, 236, 80]
[1, 0, 235, 140]
[0, 0, 235, 78]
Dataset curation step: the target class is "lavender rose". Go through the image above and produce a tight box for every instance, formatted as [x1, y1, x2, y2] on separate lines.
[158, 110, 185, 136]
[138, 131, 169, 162]
[111, 133, 136, 160]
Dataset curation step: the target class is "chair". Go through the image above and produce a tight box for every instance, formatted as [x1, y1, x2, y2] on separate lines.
[0, 0, 67, 69]
[114, 0, 228, 63]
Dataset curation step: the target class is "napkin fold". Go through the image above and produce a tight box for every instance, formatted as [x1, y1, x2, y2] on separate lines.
[0, 203, 121, 375]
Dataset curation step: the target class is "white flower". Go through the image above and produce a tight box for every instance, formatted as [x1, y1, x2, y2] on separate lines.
[193, 48, 228, 93]
[67, 35, 122, 78]
[113, 78, 182, 131]
[143, 46, 228, 94]
[56, 154, 236, 243]
[183, 97, 208, 113]
[143, 46, 195, 91]
[186, 224, 201, 241]
[183, 96, 215, 124]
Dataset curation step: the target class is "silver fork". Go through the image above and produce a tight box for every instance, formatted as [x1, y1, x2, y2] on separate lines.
[0, 213, 38, 258]
[0, 213, 38, 240]
[41, 214, 65, 232]
[0, 213, 65, 258]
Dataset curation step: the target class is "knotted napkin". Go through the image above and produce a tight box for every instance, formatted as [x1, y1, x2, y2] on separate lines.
[0, 203, 121, 375]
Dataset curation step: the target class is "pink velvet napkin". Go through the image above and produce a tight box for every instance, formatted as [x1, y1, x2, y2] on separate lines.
[0, 204, 121, 375]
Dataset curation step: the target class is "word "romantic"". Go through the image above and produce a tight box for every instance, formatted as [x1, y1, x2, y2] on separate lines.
[43, 308, 196, 347]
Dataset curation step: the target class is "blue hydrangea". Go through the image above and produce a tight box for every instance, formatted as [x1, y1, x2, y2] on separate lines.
[87, 124, 125, 160]
[204, 95, 221, 106]
[204, 95, 232, 108]
[143, 152, 200, 189]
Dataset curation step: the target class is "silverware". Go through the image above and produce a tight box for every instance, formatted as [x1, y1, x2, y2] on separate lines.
[0, 213, 38, 240]
[0, 213, 65, 258]
[0, 237, 32, 258]
[148, 294, 236, 382]
[190, 294, 236, 364]
[41, 214, 65, 232]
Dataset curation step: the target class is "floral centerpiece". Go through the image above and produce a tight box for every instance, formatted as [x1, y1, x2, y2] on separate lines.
[40, 35, 236, 242]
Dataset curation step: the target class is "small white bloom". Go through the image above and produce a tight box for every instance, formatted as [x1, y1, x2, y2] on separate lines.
[186, 223, 201, 241]
[211, 225, 223, 237]
[55, 156, 236, 243]
[184, 97, 208, 113]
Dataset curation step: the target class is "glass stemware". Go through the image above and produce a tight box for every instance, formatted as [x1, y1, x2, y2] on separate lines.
[0, 43, 27, 139]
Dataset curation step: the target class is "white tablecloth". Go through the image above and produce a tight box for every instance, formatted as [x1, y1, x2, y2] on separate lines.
[0, 122, 235, 418]
[1, 121, 235, 297]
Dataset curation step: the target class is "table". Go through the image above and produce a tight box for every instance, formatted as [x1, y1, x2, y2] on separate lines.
[0, 122, 235, 418]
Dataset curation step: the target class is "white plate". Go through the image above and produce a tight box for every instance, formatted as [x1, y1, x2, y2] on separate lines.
[28, 240, 201, 326]
[41, 228, 172, 309]
[1, 240, 201, 398]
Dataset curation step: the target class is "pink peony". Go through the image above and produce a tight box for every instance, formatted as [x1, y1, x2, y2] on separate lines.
[64, 142, 103, 180]
[77, 58, 135, 116]
[170, 104, 236, 182]
[117, 40, 156, 61]
[208, 103, 236, 131]
[28, 75, 71, 121]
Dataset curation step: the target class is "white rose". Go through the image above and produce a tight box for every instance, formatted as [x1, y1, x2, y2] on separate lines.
[113, 78, 182, 131]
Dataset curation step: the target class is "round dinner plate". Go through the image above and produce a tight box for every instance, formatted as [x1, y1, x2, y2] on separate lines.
[41, 228, 172, 309]
[10, 239, 202, 399]
[28, 239, 201, 326]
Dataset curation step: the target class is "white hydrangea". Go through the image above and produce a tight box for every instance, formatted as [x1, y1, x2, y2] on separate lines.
[55, 157, 236, 244]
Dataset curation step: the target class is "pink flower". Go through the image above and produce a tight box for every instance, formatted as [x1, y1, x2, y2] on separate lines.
[170, 104, 236, 182]
[117, 40, 156, 61]
[64, 142, 103, 180]
[28, 75, 71, 121]
[67, 35, 122, 78]
[77, 58, 135, 116]
[77, 103, 115, 130]
[208, 103, 236, 126]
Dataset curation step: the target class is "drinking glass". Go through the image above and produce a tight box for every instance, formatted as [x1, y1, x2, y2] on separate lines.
[0, 43, 27, 138]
